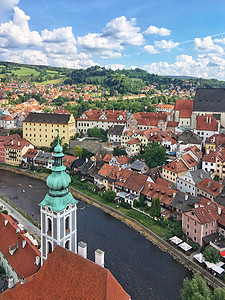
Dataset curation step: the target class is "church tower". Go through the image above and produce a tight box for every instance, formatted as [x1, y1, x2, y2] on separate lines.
[39, 135, 78, 265]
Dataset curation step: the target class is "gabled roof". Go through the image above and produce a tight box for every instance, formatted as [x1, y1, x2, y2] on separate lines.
[4, 138, 32, 150]
[126, 138, 141, 145]
[0, 213, 40, 279]
[196, 114, 218, 131]
[178, 130, 202, 145]
[23, 112, 71, 124]
[108, 125, 125, 136]
[141, 182, 177, 206]
[205, 133, 225, 147]
[174, 99, 193, 112]
[197, 178, 224, 196]
[171, 191, 200, 212]
[0, 246, 130, 300]
[163, 159, 189, 174]
[193, 88, 225, 112]
[182, 153, 198, 169]
[63, 155, 77, 169]
[23, 148, 39, 159]
[190, 203, 220, 225]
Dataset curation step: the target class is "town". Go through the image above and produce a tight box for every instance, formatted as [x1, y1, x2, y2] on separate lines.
[1, 74, 225, 296]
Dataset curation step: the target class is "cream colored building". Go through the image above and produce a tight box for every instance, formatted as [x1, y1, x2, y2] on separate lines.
[23, 112, 76, 148]
[5, 138, 34, 166]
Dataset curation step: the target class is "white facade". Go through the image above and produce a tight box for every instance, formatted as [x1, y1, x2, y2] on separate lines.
[194, 128, 220, 144]
[202, 160, 216, 174]
[40, 204, 77, 265]
[177, 171, 196, 196]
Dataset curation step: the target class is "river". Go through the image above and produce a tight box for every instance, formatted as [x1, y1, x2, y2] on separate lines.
[0, 169, 191, 300]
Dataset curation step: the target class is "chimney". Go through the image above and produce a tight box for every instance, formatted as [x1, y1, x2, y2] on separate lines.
[16, 228, 20, 234]
[18, 141, 20, 146]
[95, 249, 104, 267]
[8, 277, 14, 289]
[200, 173, 203, 179]
[218, 206, 222, 216]
[11, 140, 13, 145]
[194, 203, 199, 208]
[206, 149, 209, 154]
[185, 193, 188, 200]
[209, 117, 211, 123]
[4, 219, 8, 226]
[35, 256, 40, 266]
[78, 241, 87, 259]
[22, 240, 27, 248]
[206, 116, 208, 123]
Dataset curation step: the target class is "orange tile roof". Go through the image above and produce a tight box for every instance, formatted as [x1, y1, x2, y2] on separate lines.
[126, 138, 141, 145]
[5, 138, 32, 150]
[196, 114, 218, 131]
[0, 213, 40, 279]
[163, 159, 189, 174]
[103, 154, 114, 163]
[192, 204, 220, 225]
[23, 148, 38, 159]
[133, 112, 167, 126]
[0, 246, 130, 300]
[197, 178, 224, 196]
[98, 164, 114, 177]
[63, 155, 77, 168]
[173, 99, 193, 112]
[202, 150, 217, 163]
[141, 182, 177, 206]
[182, 153, 198, 168]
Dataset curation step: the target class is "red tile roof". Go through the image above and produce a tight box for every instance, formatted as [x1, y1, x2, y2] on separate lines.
[63, 155, 77, 169]
[196, 115, 218, 131]
[23, 148, 38, 159]
[126, 138, 141, 145]
[0, 246, 130, 300]
[192, 204, 220, 225]
[163, 159, 189, 174]
[182, 153, 198, 168]
[5, 138, 32, 150]
[206, 133, 225, 147]
[0, 213, 40, 279]
[103, 154, 114, 163]
[77, 109, 127, 123]
[133, 112, 167, 126]
[173, 99, 193, 112]
[197, 178, 224, 196]
[141, 182, 177, 206]
[202, 150, 217, 163]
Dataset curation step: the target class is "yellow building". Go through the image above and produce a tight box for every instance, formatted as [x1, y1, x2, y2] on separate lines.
[216, 149, 225, 180]
[125, 138, 141, 157]
[23, 112, 76, 148]
[5, 138, 34, 166]
[162, 159, 189, 184]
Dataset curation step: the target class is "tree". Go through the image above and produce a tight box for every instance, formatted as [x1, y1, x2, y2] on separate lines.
[181, 274, 212, 300]
[50, 136, 65, 152]
[113, 147, 126, 156]
[181, 273, 225, 300]
[103, 190, 116, 202]
[142, 142, 167, 168]
[150, 198, 161, 217]
[203, 247, 220, 263]
[74, 146, 82, 157]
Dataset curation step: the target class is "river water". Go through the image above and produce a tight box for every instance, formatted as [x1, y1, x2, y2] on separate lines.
[0, 169, 191, 300]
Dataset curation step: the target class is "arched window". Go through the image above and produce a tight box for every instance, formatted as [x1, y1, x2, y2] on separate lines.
[47, 218, 52, 236]
[65, 216, 70, 234]
[48, 242, 52, 255]
[65, 240, 70, 250]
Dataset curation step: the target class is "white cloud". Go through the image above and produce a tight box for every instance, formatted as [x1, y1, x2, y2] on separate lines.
[103, 16, 144, 46]
[105, 64, 125, 70]
[144, 39, 179, 54]
[77, 33, 122, 59]
[194, 36, 224, 54]
[144, 25, 171, 36]
[52, 56, 96, 69]
[42, 27, 75, 43]
[142, 53, 225, 80]
[0, 7, 42, 47]
[2, 49, 48, 65]
[154, 39, 179, 51]
[144, 45, 159, 54]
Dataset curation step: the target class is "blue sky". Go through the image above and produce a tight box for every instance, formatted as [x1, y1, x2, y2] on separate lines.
[1, 0, 225, 80]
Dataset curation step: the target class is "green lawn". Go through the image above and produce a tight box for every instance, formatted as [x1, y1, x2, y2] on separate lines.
[13, 67, 40, 76]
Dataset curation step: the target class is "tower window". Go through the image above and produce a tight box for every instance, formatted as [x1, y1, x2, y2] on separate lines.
[65, 240, 70, 250]
[47, 218, 52, 236]
[65, 216, 70, 234]
[48, 242, 52, 255]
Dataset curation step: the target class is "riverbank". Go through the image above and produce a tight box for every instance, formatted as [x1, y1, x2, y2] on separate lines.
[0, 164, 224, 289]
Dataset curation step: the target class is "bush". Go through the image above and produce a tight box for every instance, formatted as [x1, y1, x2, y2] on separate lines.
[103, 190, 116, 202]
[1, 210, 8, 215]
[203, 246, 220, 263]
[120, 202, 131, 209]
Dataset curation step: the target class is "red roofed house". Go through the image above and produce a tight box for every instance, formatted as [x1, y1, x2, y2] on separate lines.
[125, 138, 141, 156]
[193, 114, 220, 144]
[171, 99, 193, 127]
[77, 109, 127, 134]
[0, 213, 41, 287]
[0, 115, 15, 129]
[205, 133, 225, 152]
[4, 138, 34, 166]
[196, 178, 224, 201]
[127, 112, 167, 131]
[0, 246, 130, 300]
[182, 203, 220, 246]
[162, 159, 189, 184]
[109, 155, 131, 169]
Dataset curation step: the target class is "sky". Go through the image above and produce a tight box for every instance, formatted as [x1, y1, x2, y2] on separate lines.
[1, 0, 225, 80]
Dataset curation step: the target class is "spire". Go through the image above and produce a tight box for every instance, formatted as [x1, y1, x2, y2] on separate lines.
[39, 135, 78, 212]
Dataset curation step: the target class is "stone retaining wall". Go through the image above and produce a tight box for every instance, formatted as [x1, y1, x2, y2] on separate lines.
[1, 164, 225, 289]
